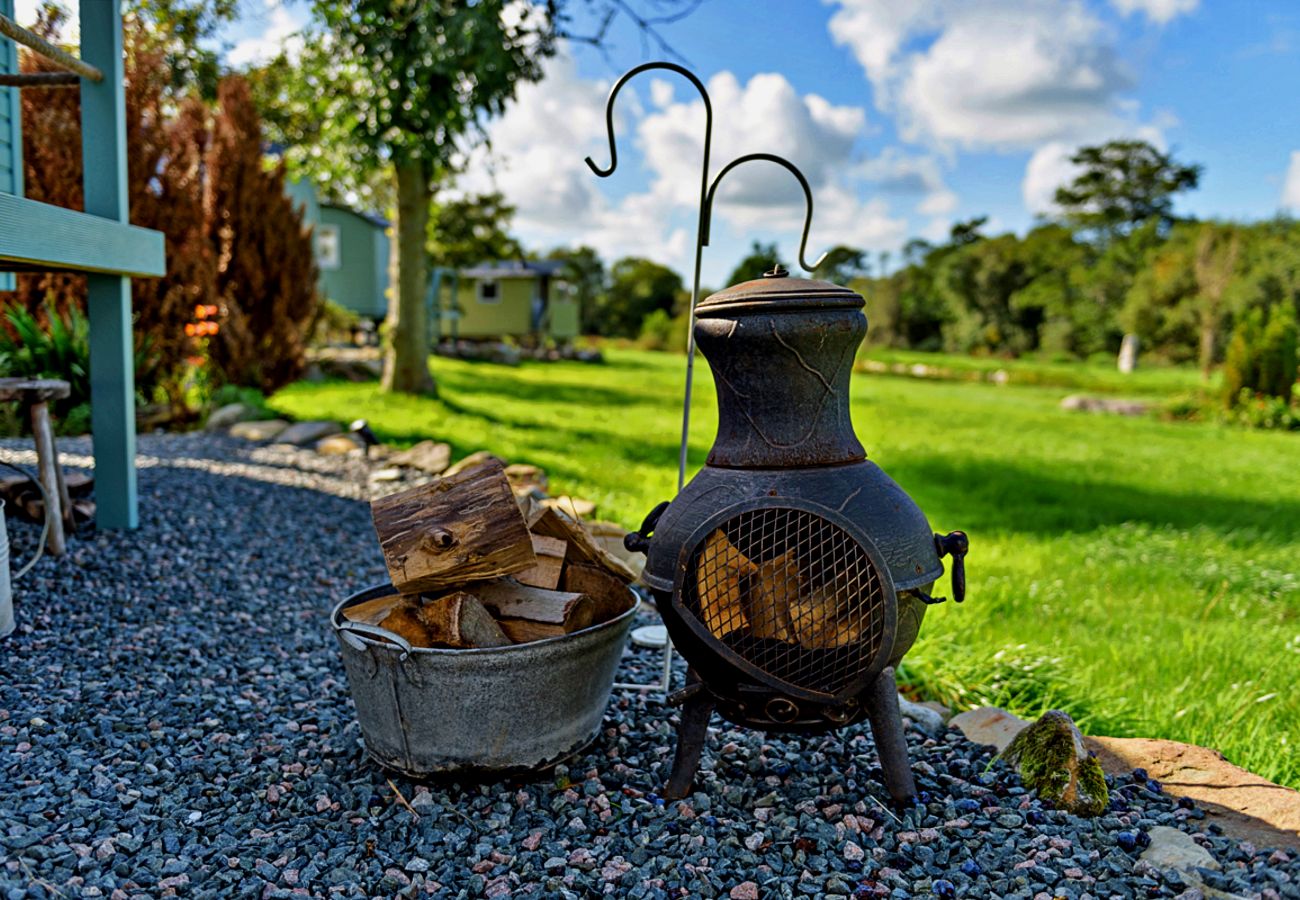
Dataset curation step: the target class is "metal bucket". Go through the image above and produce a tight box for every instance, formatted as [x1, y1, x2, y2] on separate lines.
[331, 584, 638, 777]
[1, 492, 50, 640]
[0, 503, 12, 639]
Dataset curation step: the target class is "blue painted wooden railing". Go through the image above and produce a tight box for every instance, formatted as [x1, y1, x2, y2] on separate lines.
[0, 1, 166, 530]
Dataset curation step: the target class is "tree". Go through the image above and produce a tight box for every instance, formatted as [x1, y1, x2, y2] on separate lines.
[131, 0, 239, 99]
[726, 241, 782, 286]
[600, 258, 683, 338]
[948, 216, 988, 246]
[429, 192, 522, 270]
[1054, 140, 1201, 242]
[250, 1, 698, 393]
[205, 77, 318, 394]
[546, 246, 606, 334]
[1192, 223, 1241, 378]
[281, 1, 558, 395]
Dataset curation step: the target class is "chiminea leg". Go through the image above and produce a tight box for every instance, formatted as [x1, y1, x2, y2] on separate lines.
[863, 666, 917, 807]
[663, 669, 714, 800]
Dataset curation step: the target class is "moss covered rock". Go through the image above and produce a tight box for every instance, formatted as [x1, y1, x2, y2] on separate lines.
[998, 710, 1109, 817]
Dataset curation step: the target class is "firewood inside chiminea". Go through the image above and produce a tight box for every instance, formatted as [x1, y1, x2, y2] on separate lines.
[693, 522, 874, 654]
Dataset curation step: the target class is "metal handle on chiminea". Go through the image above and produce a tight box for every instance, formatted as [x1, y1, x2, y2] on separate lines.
[935, 531, 969, 603]
[702, 152, 829, 273]
[624, 500, 670, 554]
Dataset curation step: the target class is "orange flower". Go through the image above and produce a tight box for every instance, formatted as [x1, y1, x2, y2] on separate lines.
[184, 323, 197, 336]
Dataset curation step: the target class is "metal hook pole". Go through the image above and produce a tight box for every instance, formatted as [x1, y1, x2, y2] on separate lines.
[585, 61, 711, 494]
[703, 152, 829, 273]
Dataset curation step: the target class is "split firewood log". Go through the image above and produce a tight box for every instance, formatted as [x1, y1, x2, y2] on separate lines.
[788, 568, 863, 650]
[514, 534, 567, 590]
[561, 562, 636, 624]
[374, 592, 511, 650]
[370, 458, 536, 593]
[474, 579, 595, 643]
[342, 592, 406, 626]
[744, 548, 799, 642]
[696, 530, 758, 639]
[525, 501, 639, 583]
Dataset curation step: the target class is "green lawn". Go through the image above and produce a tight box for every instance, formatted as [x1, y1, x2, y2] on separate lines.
[272, 349, 1300, 786]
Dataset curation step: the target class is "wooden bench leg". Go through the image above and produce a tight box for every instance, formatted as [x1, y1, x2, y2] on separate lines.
[30, 401, 67, 556]
[52, 431, 74, 532]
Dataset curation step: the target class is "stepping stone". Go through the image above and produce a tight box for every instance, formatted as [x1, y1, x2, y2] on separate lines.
[316, 433, 365, 456]
[388, 440, 451, 474]
[950, 706, 1028, 752]
[206, 402, 258, 430]
[275, 420, 342, 446]
[230, 419, 288, 442]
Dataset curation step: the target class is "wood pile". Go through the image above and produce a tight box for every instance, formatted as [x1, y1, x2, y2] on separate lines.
[350, 458, 637, 650]
[696, 528, 864, 650]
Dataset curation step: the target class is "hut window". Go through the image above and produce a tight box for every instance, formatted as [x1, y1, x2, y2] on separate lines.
[478, 279, 500, 303]
[317, 225, 341, 270]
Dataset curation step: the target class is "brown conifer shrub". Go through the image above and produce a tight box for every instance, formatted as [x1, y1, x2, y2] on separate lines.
[204, 76, 318, 394]
[1, 13, 214, 415]
[1, 17, 315, 412]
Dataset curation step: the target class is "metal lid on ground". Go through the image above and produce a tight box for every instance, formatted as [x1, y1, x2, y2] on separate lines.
[695, 265, 864, 317]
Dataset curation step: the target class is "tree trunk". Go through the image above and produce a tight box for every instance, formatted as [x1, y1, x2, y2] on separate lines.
[1199, 313, 1218, 382]
[382, 160, 436, 395]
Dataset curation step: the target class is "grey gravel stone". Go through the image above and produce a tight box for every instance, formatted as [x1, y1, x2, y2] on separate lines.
[1, 433, 1297, 900]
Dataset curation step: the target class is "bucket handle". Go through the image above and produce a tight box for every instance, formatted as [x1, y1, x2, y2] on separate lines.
[0, 460, 52, 581]
[337, 620, 414, 660]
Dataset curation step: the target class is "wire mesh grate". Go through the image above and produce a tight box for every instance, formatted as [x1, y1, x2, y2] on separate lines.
[681, 507, 888, 696]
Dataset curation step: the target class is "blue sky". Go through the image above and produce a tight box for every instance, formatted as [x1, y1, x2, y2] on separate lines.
[22, 0, 1300, 286]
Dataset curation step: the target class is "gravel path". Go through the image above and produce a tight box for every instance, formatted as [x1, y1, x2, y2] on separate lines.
[1, 435, 1297, 899]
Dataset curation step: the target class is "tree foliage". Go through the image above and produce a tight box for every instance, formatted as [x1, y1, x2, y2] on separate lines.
[430, 192, 522, 270]
[601, 258, 683, 338]
[725, 241, 782, 286]
[1054, 140, 1201, 242]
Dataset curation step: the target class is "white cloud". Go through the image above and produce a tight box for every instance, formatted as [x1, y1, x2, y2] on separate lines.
[1022, 142, 1080, 214]
[857, 148, 957, 216]
[1109, 0, 1199, 24]
[460, 58, 907, 277]
[828, 0, 1136, 151]
[226, 2, 305, 67]
[1282, 152, 1300, 211]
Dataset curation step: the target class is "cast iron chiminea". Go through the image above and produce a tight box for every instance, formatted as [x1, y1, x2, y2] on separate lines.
[585, 61, 969, 806]
[627, 265, 969, 804]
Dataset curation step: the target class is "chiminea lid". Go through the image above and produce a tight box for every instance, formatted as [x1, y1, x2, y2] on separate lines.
[697, 264, 864, 317]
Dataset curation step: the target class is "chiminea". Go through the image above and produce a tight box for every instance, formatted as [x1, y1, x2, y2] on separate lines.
[627, 265, 969, 804]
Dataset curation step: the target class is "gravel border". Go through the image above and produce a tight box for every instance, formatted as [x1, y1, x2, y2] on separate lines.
[1, 435, 1296, 899]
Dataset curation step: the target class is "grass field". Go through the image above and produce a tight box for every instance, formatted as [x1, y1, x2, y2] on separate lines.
[271, 349, 1300, 786]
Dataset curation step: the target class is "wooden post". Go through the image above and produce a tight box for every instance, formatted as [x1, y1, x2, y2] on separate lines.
[80, 1, 137, 529]
[29, 402, 65, 555]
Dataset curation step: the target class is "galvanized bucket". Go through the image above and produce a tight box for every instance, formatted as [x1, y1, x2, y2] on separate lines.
[331, 584, 638, 777]
[1, 488, 51, 640]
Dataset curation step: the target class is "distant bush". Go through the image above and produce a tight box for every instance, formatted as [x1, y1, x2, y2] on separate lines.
[636, 309, 691, 353]
[311, 299, 362, 347]
[1223, 304, 1297, 409]
[1223, 390, 1299, 431]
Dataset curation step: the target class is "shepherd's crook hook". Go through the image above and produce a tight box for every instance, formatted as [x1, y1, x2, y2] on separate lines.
[703, 153, 829, 273]
[586, 62, 711, 497]
[589, 62, 713, 698]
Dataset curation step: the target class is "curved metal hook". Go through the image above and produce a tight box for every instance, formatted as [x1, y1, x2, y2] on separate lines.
[703, 153, 829, 273]
[584, 61, 711, 180]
